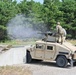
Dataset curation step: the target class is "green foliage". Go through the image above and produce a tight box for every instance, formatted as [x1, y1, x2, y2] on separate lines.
[0, 0, 76, 40]
[59, 1, 76, 38]
[0, 0, 19, 40]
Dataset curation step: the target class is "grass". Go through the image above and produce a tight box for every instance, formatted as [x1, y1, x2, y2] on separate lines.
[67, 39, 76, 45]
[0, 39, 36, 46]
[0, 66, 32, 75]
[0, 39, 76, 46]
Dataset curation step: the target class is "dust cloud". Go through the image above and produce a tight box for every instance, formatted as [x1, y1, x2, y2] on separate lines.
[7, 14, 47, 40]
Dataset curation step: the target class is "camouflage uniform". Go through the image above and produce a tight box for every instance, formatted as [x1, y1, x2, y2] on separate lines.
[62, 28, 67, 42]
[56, 22, 64, 44]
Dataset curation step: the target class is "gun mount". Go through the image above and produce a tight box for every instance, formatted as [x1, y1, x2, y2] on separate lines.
[39, 31, 58, 42]
[39, 31, 66, 43]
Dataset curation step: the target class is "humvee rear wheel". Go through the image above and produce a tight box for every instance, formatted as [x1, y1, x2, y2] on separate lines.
[26, 50, 32, 63]
[56, 56, 68, 67]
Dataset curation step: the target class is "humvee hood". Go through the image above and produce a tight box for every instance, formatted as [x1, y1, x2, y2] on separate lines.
[62, 42, 76, 52]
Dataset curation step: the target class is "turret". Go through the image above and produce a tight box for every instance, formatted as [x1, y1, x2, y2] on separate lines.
[40, 31, 66, 43]
[39, 31, 57, 42]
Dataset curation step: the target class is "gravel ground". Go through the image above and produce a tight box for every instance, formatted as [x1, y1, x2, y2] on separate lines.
[23, 61, 76, 75]
[0, 45, 76, 75]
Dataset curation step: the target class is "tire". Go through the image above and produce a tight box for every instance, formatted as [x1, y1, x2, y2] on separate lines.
[56, 56, 68, 67]
[26, 50, 32, 63]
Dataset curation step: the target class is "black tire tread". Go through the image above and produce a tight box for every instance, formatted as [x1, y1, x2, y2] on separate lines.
[26, 50, 32, 63]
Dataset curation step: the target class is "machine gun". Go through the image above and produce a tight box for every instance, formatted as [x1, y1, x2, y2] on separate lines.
[38, 31, 53, 36]
[38, 31, 57, 42]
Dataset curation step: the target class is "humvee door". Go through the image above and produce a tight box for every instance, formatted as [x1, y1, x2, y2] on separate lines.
[44, 44, 56, 60]
[35, 43, 45, 59]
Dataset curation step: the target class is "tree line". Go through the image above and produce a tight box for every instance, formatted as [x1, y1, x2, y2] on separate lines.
[0, 0, 76, 41]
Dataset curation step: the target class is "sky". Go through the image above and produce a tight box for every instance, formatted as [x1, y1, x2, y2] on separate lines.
[16, 0, 43, 4]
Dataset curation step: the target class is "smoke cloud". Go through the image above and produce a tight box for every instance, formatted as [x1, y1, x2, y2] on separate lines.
[7, 14, 47, 40]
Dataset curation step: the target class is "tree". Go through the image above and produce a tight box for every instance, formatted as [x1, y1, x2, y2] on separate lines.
[42, 0, 63, 30]
[0, 0, 18, 40]
[59, 1, 76, 38]
[0, 0, 76, 40]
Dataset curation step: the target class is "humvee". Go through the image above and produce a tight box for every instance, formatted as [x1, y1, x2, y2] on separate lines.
[26, 32, 76, 67]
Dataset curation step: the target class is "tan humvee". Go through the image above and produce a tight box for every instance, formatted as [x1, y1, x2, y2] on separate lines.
[26, 32, 76, 67]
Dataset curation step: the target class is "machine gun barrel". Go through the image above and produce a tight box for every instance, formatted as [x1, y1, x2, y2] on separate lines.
[38, 31, 53, 36]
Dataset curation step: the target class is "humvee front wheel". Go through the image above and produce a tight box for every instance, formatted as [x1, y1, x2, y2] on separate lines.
[56, 56, 68, 67]
[26, 50, 32, 63]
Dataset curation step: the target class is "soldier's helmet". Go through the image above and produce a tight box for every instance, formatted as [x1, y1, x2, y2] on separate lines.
[57, 22, 60, 25]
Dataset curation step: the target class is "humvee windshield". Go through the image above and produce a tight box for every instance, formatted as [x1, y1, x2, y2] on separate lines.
[36, 44, 43, 49]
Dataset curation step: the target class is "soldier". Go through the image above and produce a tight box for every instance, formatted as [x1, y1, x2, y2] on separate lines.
[56, 22, 64, 44]
[62, 28, 67, 42]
